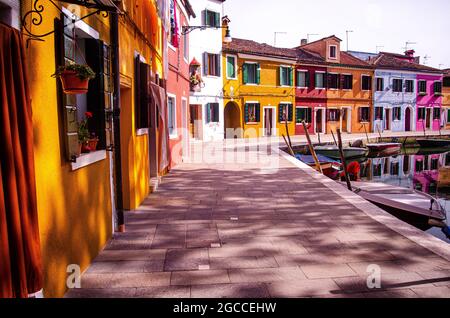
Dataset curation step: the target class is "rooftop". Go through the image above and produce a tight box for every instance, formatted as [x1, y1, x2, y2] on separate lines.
[369, 52, 442, 74]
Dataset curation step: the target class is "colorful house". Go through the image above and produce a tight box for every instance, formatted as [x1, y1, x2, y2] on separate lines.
[299, 36, 374, 135]
[166, 0, 195, 167]
[222, 38, 297, 138]
[188, 0, 226, 141]
[294, 46, 328, 135]
[416, 71, 444, 132]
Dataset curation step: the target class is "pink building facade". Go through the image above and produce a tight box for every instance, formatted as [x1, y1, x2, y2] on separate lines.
[416, 74, 444, 132]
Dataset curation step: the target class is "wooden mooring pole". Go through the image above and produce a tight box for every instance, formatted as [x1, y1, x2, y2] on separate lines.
[337, 129, 352, 191]
[331, 130, 338, 146]
[362, 123, 370, 143]
[302, 121, 323, 174]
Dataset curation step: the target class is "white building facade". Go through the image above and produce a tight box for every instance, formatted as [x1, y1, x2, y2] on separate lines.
[188, 0, 226, 141]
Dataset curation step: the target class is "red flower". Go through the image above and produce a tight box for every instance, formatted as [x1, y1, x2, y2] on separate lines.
[85, 112, 93, 118]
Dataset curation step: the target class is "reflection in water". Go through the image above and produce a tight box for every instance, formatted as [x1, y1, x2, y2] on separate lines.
[352, 150, 450, 243]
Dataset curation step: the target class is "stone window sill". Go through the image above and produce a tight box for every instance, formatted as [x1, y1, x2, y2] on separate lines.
[71, 150, 107, 171]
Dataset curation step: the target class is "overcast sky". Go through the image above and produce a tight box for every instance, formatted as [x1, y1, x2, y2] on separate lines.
[222, 0, 449, 69]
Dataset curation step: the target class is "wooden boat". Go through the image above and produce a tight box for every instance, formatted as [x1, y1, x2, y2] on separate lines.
[416, 138, 450, 148]
[296, 154, 342, 178]
[313, 145, 368, 160]
[350, 181, 446, 230]
[366, 143, 401, 157]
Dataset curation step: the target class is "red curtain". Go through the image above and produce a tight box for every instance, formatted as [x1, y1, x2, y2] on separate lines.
[0, 23, 43, 298]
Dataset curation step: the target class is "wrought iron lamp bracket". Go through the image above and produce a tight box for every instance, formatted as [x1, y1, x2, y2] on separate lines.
[181, 25, 227, 35]
[22, 0, 109, 42]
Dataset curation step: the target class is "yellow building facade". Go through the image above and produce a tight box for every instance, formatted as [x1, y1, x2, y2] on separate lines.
[19, 0, 164, 297]
[222, 39, 296, 138]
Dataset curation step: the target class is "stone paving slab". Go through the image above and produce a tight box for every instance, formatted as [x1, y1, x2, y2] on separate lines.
[66, 134, 450, 298]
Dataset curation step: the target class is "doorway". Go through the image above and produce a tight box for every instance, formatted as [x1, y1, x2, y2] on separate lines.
[405, 107, 412, 131]
[189, 104, 202, 139]
[224, 101, 241, 138]
[315, 108, 325, 134]
[263, 106, 276, 136]
[426, 108, 432, 130]
[341, 107, 351, 133]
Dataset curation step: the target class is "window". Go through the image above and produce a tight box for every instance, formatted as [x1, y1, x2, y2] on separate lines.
[373, 164, 382, 177]
[433, 107, 441, 120]
[359, 107, 370, 122]
[315, 72, 326, 89]
[405, 80, 414, 93]
[418, 80, 427, 94]
[244, 103, 260, 123]
[206, 103, 219, 123]
[226, 55, 236, 79]
[296, 107, 312, 124]
[296, 70, 308, 88]
[434, 82, 443, 95]
[328, 73, 339, 89]
[448, 109, 450, 123]
[278, 103, 293, 122]
[362, 75, 372, 91]
[418, 108, 426, 120]
[279, 66, 293, 86]
[169, 0, 179, 47]
[390, 162, 399, 176]
[243, 63, 260, 84]
[375, 107, 383, 120]
[444, 77, 450, 87]
[393, 79, 403, 92]
[431, 158, 439, 171]
[376, 78, 384, 91]
[203, 52, 220, 76]
[393, 107, 401, 121]
[342, 74, 353, 90]
[204, 9, 220, 27]
[415, 159, 424, 172]
[168, 95, 176, 136]
[327, 109, 339, 122]
[329, 45, 337, 59]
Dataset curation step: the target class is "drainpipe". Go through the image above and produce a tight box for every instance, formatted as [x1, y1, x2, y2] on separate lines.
[110, 12, 125, 232]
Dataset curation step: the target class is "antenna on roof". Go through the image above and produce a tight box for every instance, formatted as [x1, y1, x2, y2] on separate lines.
[307, 33, 318, 43]
[439, 64, 445, 69]
[403, 41, 417, 51]
[274, 32, 287, 47]
[423, 55, 431, 65]
[376, 45, 384, 54]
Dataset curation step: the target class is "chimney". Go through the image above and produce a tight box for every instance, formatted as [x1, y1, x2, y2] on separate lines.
[301, 39, 308, 46]
[404, 50, 415, 63]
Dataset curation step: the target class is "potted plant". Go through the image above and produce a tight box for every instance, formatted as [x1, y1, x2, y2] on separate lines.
[78, 112, 93, 154]
[88, 132, 99, 151]
[52, 63, 96, 94]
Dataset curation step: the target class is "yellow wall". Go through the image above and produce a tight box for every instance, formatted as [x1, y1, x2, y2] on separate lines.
[223, 55, 296, 138]
[443, 84, 450, 128]
[326, 66, 373, 134]
[23, 3, 113, 297]
[118, 0, 163, 209]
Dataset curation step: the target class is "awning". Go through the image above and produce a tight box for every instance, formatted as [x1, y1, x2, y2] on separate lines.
[60, 0, 121, 12]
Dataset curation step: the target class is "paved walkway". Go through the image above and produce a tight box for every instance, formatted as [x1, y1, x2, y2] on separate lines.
[66, 132, 450, 298]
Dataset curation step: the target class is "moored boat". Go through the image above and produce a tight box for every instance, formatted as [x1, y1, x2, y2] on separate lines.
[313, 145, 368, 160]
[366, 142, 401, 157]
[416, 138, 450, 148]
[349, 181, 446, 230]
[295, 154, 342, 179]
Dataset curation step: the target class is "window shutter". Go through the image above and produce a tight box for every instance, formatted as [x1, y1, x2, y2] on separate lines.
[323, 73, 328, 88]
[289, 68, 293, 86]
[308, 108, 312, 123]
[279, 67, 283, 86]
[243, 63, 248, 84]
[305, 71, 310, 88]
[244, 103, 249, 123]
[206, 103, 211, 123]
[295, 108, 300, 123]
[255, 63, 260, 84]
[288, 104, 293, 121]
[204, 10, 209, 25]
[255, 104, 261, 122]
[203, 52, 208, 76]
[313, 72, 316, 88]
[215, 54, 221, 77]
[227, 57, 233, 77]
[214, 12, 220, 28]
[213, 103, 219, 122]
[278, 104, 284, 122]
[368, 76, 372, 90]
[327, 73, 332, 89]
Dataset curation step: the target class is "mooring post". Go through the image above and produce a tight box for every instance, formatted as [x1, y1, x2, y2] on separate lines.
[331, 130, 338, 146]
[337, 129, 352, 191]
[302, 121, 323, 174]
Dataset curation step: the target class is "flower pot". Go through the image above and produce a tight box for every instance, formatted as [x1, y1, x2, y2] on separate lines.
[60, 70, 90, 94]
[76, 143, 82, 157]
[88, 138, 99, 151]
[190, 83, 201, 92]
[81, 143, 91, 153]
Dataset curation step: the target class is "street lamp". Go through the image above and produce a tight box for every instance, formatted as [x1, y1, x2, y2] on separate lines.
[181, 25, 232, 43]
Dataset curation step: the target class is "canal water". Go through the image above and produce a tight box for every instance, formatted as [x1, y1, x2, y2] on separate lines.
[348, 148, 450, 243]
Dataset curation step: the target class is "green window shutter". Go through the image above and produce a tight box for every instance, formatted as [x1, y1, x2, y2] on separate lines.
[203, 52, 208, 75]
[244, 103, 249, 123]
[288, 104, 293, 121]
[255, 104, 261, 122]
[206, 103, 211, 123]
[214, 12, 220, 27]
[227, 56, 234, 78]
[256, 63, 261, 84]
[313, 72, 316, 88]
[305, 71, 310, 88]
[204, 10, 209, 26]
[279, 67, 283, 86]
[295, 108, 300, 123]
[278, 104, 284, 122]
[215, 54, 221, 77]
[243, 64, 248, 84]
[289, 68, 293, 86]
